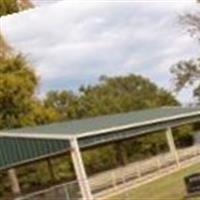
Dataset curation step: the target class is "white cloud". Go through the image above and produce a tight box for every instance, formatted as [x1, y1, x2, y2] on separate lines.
[1, 0, 199, 103]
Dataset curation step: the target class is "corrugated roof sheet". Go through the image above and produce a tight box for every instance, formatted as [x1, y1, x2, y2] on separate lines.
[4, 107, 200, 136]
[0, 138, 70, 170]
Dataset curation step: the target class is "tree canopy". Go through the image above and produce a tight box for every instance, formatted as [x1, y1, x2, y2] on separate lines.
[77, 75, 178, 117]
[0, 54, 58, 129]
[0, 0, 57, 130]
[0, 0, 33, 16]
[44, 90, 79, 121]
[43, 75, 178, 121]
[0, 54, 36, 128]
[171, 10, 200, 102]
[0, 0, 19, 16]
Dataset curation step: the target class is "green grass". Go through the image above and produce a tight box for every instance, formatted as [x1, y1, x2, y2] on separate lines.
[108, 163, 200, 200]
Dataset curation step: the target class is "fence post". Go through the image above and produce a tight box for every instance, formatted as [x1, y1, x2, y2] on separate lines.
[156, 156, 161, 170]
[136, 163, 141, 178]
[121, 168, 126, 184]
[111, 171, 117, 190]
[63, 184, 70, 200]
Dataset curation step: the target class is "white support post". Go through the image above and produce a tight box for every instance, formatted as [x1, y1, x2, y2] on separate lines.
[8, 168, 21, 196]
[165, 127, 180, 168]
[70, 137, 93, 200]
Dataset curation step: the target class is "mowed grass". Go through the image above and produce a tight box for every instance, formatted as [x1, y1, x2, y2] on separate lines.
[107, 163, 200, 200]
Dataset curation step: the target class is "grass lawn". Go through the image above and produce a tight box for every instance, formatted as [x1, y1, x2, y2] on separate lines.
[107, 163, 200, 200]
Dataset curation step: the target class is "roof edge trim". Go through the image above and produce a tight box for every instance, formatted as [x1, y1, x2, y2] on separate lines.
[0, 132, 75, 140]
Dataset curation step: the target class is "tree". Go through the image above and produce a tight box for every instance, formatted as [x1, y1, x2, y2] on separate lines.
[0, 54, 36, 128]
[0, 0, 57, 129]
[0, 0, 33, 16]
[30, 100, 60, 125]
[0, 0, 19, 16]
[0, 0, 60, 197]
[0, 54, 59, 129]
[171, 10, 200, 101]
[44, 90, 79, 121]
[78, 74, 178, 117]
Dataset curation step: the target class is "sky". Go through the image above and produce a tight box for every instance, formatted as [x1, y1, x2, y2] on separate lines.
[1, 0, 199, 104]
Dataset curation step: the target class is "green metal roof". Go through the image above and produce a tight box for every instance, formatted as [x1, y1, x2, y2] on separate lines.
[4, 107, 200, 136]
[0, 138, 70, 170]
[0, 106, 200, 170]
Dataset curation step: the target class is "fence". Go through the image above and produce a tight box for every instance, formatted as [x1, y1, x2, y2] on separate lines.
[92, 145, 200, 199]
[16, 180, 80, 200]
[17, 145, 200, 200]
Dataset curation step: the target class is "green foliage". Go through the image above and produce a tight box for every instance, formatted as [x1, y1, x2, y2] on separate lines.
[78, 75, 178, 117]
[0, 0, 19, 17]
[0, 55, 59, 130]
[44, 75, 178, 121]
[171, 12, 200, 101]
[0, 172, 10, 198]
[0, 55, 37, 128]
[83, 146, 117, 174]
[0, 0, 33, 17]
[44, 90, 79, 121]
[171, 58, 200, 93]
[50, 155, 74, 181]
[28, 100, 60, 125]
[16, 161, 54, 193]
[173, 125, 194, 147]
[125, 132, 168, 161]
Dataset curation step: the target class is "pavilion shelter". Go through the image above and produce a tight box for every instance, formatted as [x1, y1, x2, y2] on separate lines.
[0, 107, 200, 200]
